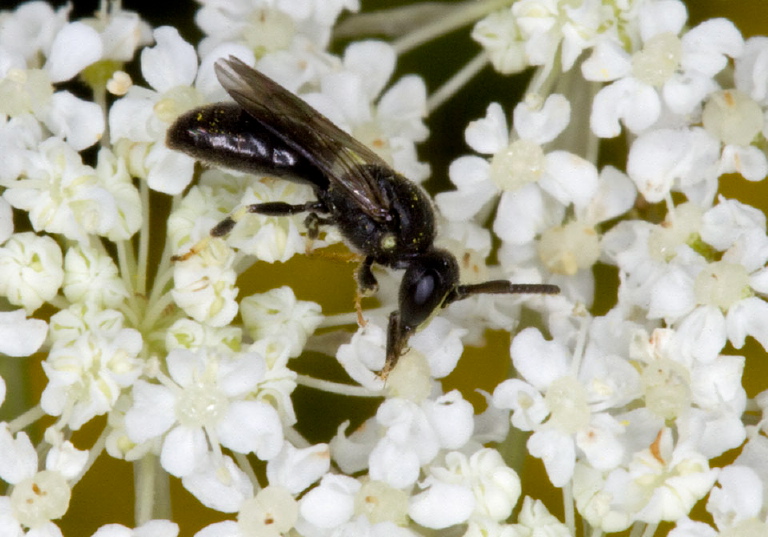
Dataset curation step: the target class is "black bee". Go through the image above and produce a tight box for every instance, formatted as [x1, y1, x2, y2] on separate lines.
[167, 56, 559, 376]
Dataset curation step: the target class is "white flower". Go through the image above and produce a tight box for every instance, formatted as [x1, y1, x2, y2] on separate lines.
[0, 232, 63, 313]
[484, 0, 631, 72]
[585, 3, 743, 138]
[472, 10, 527, 75]
[195, 485, 298, 537]
[4, 138, 121, 241]
[165, 318, 242, 353]
[124, 348, 284, 477]
[702, 89, 768, 182]
[441, 449, 521, 522]
[195, 0, 358, 68]
[0, 423, 86, 535]
[41, 305, 143, 430]
[63, 244, 130, 308]
[0, 10, 105, 150]
[241, 286, 322, 358]
[631, 328, 746, 458]
[495, 320, 648, 485]
[172, 240, 239, 327]
[368, 391, 474, 490]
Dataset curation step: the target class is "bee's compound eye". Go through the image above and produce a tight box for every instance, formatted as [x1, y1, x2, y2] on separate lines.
[412, 270, 438, 306]
[398, 249, 460, 330]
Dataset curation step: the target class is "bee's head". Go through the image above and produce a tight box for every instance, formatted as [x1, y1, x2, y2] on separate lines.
[398, 249, 460, 334]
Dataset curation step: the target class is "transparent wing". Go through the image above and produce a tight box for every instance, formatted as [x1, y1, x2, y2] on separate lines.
[215, 56, 392, 220]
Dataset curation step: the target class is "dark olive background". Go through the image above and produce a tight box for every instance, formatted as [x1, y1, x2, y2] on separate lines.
[0, 1, 766, 536]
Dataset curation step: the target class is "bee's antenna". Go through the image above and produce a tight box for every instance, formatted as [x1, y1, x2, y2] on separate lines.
[445, 281, 560, 306]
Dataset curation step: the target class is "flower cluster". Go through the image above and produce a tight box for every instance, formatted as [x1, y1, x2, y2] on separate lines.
[0, 0, 766, 536]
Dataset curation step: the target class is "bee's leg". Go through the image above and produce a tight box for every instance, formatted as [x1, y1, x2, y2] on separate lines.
[172, 201, 327, 262]
[379, 310, 410, 379]
[354, 257, 377, 326]
[304, 211, 336, 241]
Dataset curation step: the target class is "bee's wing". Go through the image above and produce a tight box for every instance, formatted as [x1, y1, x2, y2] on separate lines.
[215, 56, 392, 220]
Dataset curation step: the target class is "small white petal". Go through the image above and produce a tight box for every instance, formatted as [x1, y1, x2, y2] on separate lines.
[409, 318, 466, 378]
[493, 184, 548, 245]
[735, 37, 768, 103]
[267, 443, 330, 495]
[540, 150, 598, 210]
[181, 456, 253, 513]
[726, 296, 768, 351]
[720, 144, 768, 182]
[514, 94, 570, 144]
[663, 73, 717, 115]
[638, 0, 687, 42]
[511, 327, 569, 390]
[494, 378, 549, 430]
[701, 197, 766, 250]
[141, 27, 198, 92]
[647, 266, 696, 320]
[0, 427, 37, 484]
[707, 465, 762, 526]
[217, 401, 284, 459]
[681, 18, 744, 77]
[45, 22, 103, 82]
[676, 306, 726, 363]
[0, 310, 47, 357]
[423, 391, 474, 449]
[43, 92, 104, 150]
[627, 129, 692, 203]
[591, 78, 660, 138]
[436, 156, 495, 221]
[160, 426, 208, 477]
[344, 41, 395, 100]
[45, 441, 87, 479]
[146, 146, 197, 195]
[299, 474, 359, 529]
[465, 103, 509, 154]
[368, 438, 421, 489]
[576, 414, 624, 470]
[124, 381, 176, 443]
[582, 41, 631, 82]
[408, 481, 475, 529]
[527, 428, 575, 486]
[583, 166, 636, 224]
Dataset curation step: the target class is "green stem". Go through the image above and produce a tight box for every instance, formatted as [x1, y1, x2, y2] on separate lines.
[427, 52, 489, 113]
[392, 0, 513, 55]
[7, 405, 45, 433]
[134, 453, 170, 525]
[296, 374, 383, 397]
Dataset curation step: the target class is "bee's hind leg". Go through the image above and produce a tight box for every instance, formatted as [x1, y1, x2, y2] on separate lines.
[172, 201, 328, 262]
